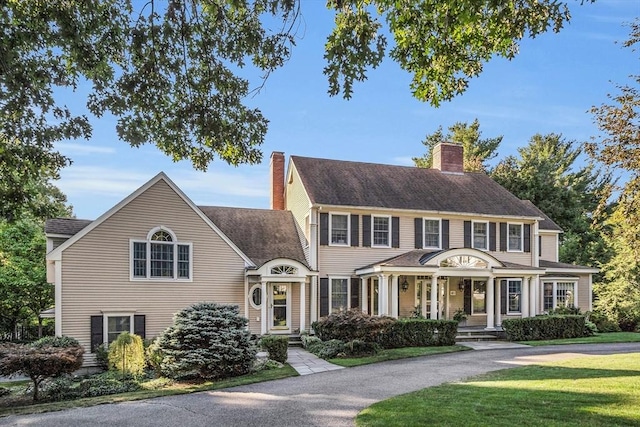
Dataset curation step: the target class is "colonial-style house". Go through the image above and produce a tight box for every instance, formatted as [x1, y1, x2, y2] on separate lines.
[46, 143, 597, 365]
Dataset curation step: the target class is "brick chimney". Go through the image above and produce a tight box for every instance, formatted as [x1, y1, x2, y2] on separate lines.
[432, 142, 464, 173]
[270, 151, 285, 210]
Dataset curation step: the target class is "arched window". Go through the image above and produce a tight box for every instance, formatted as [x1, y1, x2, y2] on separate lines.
[439, 255, 488, 268]
[131, 227, 191, 280]
[270, 265, 297, 275]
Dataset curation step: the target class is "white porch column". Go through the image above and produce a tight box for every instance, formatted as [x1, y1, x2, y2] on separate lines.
[378, 274, 388, 316]
[430, 275, 438, 319]
[391, 275, 399, 318]
[260, 281, 268, 335]
[361, 278, 368, 313]
[244, 277, 249, 323]
[485, 276, 495, 330]
[520, 277, 531, 317]
[299, 280, 306, 332]
[530, 276, 538, 315]
[310, 276, 318, 324]
[421, 278, 428, 318]
[495, 278, 502, 327]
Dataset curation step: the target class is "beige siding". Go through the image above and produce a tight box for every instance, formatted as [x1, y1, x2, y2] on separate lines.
[246, 281, 311, 335]
[577, 274, 591, 310]
[540, 233, 558, 262]
[60, 180, 247, 363]
[285, 163, 312, 238]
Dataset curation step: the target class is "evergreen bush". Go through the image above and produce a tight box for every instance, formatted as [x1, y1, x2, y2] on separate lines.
[502, 315, 586, 341]
[312, 309, 395, 342]
[154, 302, 257, 380]
[380, 319, 458, 348]
[259, 335, 288, 363]
[108, 332, 145, 377]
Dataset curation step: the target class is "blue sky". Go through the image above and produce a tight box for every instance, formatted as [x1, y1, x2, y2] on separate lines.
[54, 1, 639, 220]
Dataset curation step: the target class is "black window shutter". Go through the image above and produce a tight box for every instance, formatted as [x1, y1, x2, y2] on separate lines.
[350, 214, 359, 247]
[499, 222, 507, 251]
[538, 235, 542, 257]
[524, 224, 531, 253]
[320, 278, 329, 317]
[489, 222, 497, 251]
[134, 315, 146, 339]
[463, 280, 471, 315]
[90, 315, 103, 352]
[392, 217, 400, 248]
[463, 221, 472, 248]
[319, 213, 329, 246]
[350, 278, 360, 308]
[414, 218, 423, 249]
[442, 219, 450, 249]
[501, 280, 507, 315]
[362, 215, 371, 247]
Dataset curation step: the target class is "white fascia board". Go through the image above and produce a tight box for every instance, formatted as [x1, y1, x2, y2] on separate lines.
[545, 267, 599, 274]
[493, 268, 546, 276]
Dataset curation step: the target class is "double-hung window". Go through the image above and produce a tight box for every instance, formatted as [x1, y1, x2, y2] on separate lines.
[330, 213, 349, 245]
[106, 315, 132, 344]
[423, 219, 441, 249]
[543, 281, 576, 310]
[472, 280, 487, 314]
[330, 278, 349, 313]
[131, 228, 192, 280]
[372, 216, 390, 247]
[507, 223, 523, 252]
[472, 221, 488, 250]
[507, 279, 522, 314]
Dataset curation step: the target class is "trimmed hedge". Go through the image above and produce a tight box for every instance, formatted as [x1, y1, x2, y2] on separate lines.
[502, 315, 587, 341]
[260, 335, 289, 363]
[380, 319, 458, 348]
[312, 309, 395, 342]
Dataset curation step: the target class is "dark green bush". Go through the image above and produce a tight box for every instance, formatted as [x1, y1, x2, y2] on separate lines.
[302, 337, 345, 359]
[77, 375, 140, 397]
[31, 336, 80, 348]
[260, 335, 288, 364]
[343, 339, 379, 357]
[588, 311, 621, 333]
[42, 377, 77, 401]
[312, 309, 395, 342]
[95, 343, 109, 370]
[502, 315, 587, 341]
[548, 306, 582, 315]
[379, 319, 457, 348]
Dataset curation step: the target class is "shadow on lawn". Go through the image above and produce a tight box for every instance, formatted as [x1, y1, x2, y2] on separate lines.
[479, 364, 640, 382]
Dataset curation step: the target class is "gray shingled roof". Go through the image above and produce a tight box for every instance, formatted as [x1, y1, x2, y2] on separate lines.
[45, 218, 93, 235]
[540, 260, 596, 270]
[291, 156, 544, 218]
[199, 206, 309, 268]
[521, 200, 563, 232]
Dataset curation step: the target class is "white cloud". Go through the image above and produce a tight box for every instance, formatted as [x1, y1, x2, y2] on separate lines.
[55, 142, 116, 155]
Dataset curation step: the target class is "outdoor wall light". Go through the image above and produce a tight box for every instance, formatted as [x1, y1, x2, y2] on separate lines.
[401, 277, 410, 292]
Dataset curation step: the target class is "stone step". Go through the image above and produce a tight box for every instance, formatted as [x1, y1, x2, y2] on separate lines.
[455, 334, 498, 342]
[288, 335, 303, 347]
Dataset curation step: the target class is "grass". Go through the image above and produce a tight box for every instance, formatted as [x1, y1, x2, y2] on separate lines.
[0, 365, 297, 417]
[329, 345, 469, 367]
[356, 353, 640, 427]
[521, 332, 640, 346]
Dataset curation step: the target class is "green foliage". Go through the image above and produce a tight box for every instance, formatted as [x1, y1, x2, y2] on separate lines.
[343, 339, 380, 357]
[502, 315, 587, 341]
[547, 306, 581, 316]
[31, 336, 80, 349]
[94, 343, 109, 370]
[76, 374, 141, 398]
[588, 311, 622, 333]
[145, 339, 164, 377]
[380, 319, 458, 348]
[312, 309, 395, 343]
[0, 386, 9, 397]
[413, 119, 502, 172]
[0, 337, 84, 400]
[154, 302, 257, 380]
[307, 339, 346, 360]
[259, 335, 288, 364]
[108, 332, 145, 377]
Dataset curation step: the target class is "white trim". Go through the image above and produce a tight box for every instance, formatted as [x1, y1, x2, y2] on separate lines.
[328, 276, 350, 313]
[471, 278, 488, 316]
[269, 283, 291, 333]
[471, 220, 489, 251]
[544, 267, 599, 274]
[54, 260, 62, 337]
[423, 217, 441, 250]
[542, 279, 579, 311]
[328, 212, 350, 246]
[46, 233, 74, 239]
[47, 172, 255, 267]
[129, 234, 193, 282]
[505, 278, 523, 315]
[371, 215, 392, 248]
[249, 283, 263, 310]
[507, 222, 524, 252]
[102, 312, 135, 345]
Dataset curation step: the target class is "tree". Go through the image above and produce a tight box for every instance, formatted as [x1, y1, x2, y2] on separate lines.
[108, 332, 145, 378]
[492, 133, 611, 267]
[153, 302, 256, 380]
[412, 119, 502, 172]
[1, 0, 585, 196]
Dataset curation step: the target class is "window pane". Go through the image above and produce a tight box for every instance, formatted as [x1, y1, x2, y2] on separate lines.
[473, 280, 486, 314]
[508, 280, 521, 312]
[177, 245, 190, 278]
[373, 217, 389, 246]
[543, 282, 554, 310]
[556, 282, 574, 307]
[107, 316, 130, 344]
[473, 222, 487, 249]
[424, 220, 440, 248]
[331, 214, 349, 244]
[151, 230, 172, 241]
[151, 243, 173, 277]
[251, 287, 262, 306]
[508, 224, 522, 251]
[133, 242, 147, 277]
[331, 279, 348, 313]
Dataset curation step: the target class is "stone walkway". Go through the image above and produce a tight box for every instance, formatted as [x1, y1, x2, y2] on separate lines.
[287, 347, 344, 375]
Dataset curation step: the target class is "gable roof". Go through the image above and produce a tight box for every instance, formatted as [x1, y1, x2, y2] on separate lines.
[199, 206, 309, 269]
[521, 200, 563, 232]
[46, 173, 253, 266]
[45, 218, 92, 236]
[290, 156, 544, 219]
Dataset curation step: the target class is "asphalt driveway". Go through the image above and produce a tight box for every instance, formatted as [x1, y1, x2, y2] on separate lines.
[2, 343, 639, 427]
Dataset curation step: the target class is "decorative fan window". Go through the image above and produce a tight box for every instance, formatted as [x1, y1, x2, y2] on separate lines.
[270, 265, 297, 275]
[131, 227, 191, 280]
[440, 256, 488, 268]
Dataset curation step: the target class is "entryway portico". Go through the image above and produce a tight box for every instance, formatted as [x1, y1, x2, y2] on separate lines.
[355, 248, 544, 330]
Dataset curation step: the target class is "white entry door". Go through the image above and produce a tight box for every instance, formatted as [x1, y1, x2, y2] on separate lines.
[271, 284, 290, 331]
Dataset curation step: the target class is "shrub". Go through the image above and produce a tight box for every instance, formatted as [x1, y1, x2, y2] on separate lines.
[588, 311, 621, 333]
[0, 387, 10, 397]
[41, 376, 77, 401]
[548, 306, 582, 315]
[77, 374, 140, 397]
[108, 332, 145, 377]
[146, 338, 164, 376]
[154, 302, 257, 380]
[502, 315, 586, 341]
[343, 339, 379, 357]
[312, 309, 395, 342]
[584, 319, 598, 336]
[380, 319, 458, 348]
[0, 336, 84, 401]
[259, 335, 288, 364]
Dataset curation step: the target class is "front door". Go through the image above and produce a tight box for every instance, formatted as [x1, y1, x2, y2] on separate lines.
[271, 284, 289, 331]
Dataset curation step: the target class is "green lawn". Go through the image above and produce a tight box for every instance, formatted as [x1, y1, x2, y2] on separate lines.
[356, 353, 640, 427]
[329, 345, 469, 367]
[521, 332, 640, 346]
[0, 365, 298, 417]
